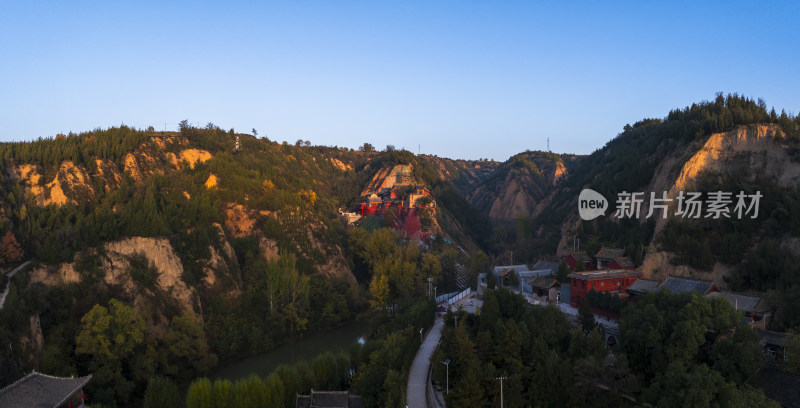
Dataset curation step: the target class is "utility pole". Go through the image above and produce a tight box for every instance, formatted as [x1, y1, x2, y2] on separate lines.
[442, 359, 450, 395]
[496, 376, 507, 408]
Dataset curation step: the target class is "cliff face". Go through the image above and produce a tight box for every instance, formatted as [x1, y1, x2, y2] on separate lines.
[467, 152, 576, 221]
[28, 237, 203, 314]
[10, 161, 95, 206]
[637, 124, 797, 285]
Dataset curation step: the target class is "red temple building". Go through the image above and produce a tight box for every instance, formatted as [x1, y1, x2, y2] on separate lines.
[569, 269, 642, 306]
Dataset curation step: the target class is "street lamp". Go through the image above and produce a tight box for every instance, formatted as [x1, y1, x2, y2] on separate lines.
[442, 359, 450, 395]
[496, 376, 507, 408]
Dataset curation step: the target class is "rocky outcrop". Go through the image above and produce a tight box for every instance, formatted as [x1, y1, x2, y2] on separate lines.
[468, 152, 574, 221]
[93, 159, 122, 192]
[29, 237, 200, 313]
[166, 149, 213, 170]
[19, 314, 43, 369]
[9, 161, 95, 206]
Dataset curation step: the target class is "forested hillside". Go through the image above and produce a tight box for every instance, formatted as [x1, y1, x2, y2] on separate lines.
[0, 124, 490, 406]
[472, 94, 800, 331]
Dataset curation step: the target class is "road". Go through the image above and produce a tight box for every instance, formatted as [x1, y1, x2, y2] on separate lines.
[0, 261, 31, 310]
[406, 316, 444, 408]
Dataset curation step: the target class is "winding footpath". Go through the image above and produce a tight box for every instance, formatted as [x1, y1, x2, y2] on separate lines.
[0, 261, 30, 311]
[406, 316, 445, 408]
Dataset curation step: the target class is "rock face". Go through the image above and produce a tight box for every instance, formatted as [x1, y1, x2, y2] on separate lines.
[360, 164, 416, 196]
[468, 152, 575, 221]
[29, 237, 201, 313]
[166, 148, 213, 170]
[10, 161, 96, 206]
[19, 314, 44, 369]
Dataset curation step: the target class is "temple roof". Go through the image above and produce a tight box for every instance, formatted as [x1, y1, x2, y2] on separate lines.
[0, 372, 91, 408]
[595, 247, 625, 260]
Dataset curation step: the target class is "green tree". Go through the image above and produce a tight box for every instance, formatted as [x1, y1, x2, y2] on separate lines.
[556, 260, 570, 282]
[264, 373, 285, 407]
[212, 379, 234, 408]
[234, 374, 268, 408]
[165, 311, 218, 374]
[186, 377, 213, 408]
[144, 376, 180, 408]
[578, 297, 595, 333]
[75, 299, 145, 360]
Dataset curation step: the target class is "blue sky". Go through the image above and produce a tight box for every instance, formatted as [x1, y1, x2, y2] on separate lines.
[1, 1, 798, 161]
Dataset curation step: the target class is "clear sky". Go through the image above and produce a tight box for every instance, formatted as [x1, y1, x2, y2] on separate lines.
[1, 1, 798, 161]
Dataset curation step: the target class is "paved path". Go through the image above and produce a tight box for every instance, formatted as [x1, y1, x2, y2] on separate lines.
[0, 261, 31, 310]
[406, 316, 445, 408]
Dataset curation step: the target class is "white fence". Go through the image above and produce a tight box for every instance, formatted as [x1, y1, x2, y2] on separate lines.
[436, 287, 471, 305]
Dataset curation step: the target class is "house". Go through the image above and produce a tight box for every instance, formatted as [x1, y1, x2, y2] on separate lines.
[707, 291, 771, 328]
[625, 278, 660, 303]
[529, 277, 561, 302]
[531, 260, 560, 276]
[569, 269, 642, 306]
[608, 256, 635, 270]
[594, 247, 626, 270]
[565, 251, 593, 272]
[359, 193, 382, 216]
[0, 372, 91, 408]
[296, 390, 365, 408]
[654, 276, 716, 295]
[760, 331, 797, 365]
[405, 187, 434, 208]
[491, 265, 551, 292]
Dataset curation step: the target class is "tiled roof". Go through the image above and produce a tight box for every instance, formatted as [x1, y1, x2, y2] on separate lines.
[753, 367, 800, 408]
[626, 278, 660, 294]
[595, 247, 625, 259]
[655, 277, 713, 295]
[493, 265, 531, 275]
[569, 270, 642, 281]
[518, 269, 553, 279]
[613, 256, 634, 267]
[0, 372, 91, 408]
[568, 251, 591, 262]
[707, 292, 763, 312]
[531, 260, 560, 275]
[760, 330, 797, 347]
[529, 277, 559, 289]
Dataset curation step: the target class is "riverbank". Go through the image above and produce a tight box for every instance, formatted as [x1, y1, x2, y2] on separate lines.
[209, 320, 372, 381]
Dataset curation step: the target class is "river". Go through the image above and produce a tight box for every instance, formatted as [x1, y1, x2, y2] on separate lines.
[210, 320, 372, 381]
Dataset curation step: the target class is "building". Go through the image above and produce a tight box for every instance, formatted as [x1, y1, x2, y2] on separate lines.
[760, 331, 797, 365]
[569, 269, 642, 306]
[565, 251, 593, 272]
[528, 277, 561, 302]
[0, 372, 91, 408]
[296, 390, 365, 408]
[531, 260, 560, 276]
[608, 256, 635, 270]
[654, 276, 716, 295]
[594, 247, 626, 270]
[707, 291, 771, 328]
[625, 278, 660, 303]
[489, 265, 553, 293]
[404, 187, 434, 209]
